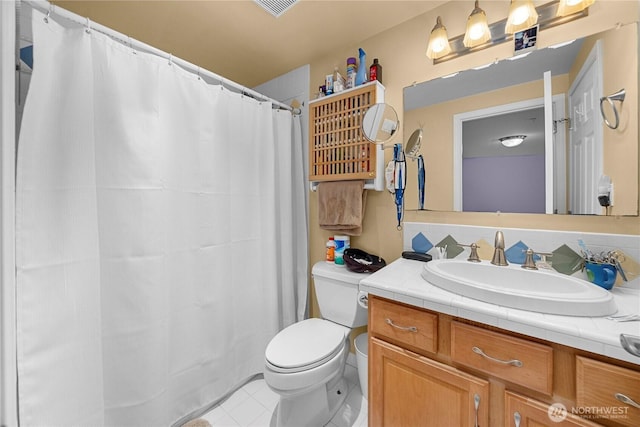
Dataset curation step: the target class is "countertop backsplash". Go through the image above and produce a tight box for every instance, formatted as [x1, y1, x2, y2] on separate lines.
[402, 222, 640, 289]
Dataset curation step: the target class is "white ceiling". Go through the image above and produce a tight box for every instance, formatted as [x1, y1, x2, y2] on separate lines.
[55, 0, 447, 88]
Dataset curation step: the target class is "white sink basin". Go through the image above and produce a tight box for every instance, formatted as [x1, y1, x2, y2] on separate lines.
[421, 260, 616, 316]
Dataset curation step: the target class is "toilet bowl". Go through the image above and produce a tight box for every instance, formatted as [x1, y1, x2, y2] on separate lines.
[264, 262, 369, 427]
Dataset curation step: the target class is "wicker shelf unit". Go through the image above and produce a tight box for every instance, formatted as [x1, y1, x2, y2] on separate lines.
[309, 81, 385, 190]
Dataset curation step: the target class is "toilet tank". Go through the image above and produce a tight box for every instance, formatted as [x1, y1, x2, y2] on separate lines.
[312, 261, 369, 328]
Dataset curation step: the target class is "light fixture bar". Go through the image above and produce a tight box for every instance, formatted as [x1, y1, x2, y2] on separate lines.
[433, 1, 588, 64]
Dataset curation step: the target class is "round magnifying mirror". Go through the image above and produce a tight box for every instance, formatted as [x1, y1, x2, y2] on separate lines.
[405, 128, 423, 158]
[361, 103, 399, 145]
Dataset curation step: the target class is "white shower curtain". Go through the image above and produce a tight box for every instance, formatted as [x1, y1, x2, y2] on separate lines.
[16, 8, 306, 426]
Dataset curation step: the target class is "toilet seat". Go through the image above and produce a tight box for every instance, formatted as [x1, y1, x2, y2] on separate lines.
[265, 318, 347, 373]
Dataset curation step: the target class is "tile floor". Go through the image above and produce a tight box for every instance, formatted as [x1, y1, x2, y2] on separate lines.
[199, 360, 368, 427]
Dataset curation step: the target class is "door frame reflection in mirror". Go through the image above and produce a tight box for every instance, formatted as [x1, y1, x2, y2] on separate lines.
[452, 95, 567, 214]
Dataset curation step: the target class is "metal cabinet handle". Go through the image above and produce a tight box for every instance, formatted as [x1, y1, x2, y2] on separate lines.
[385, 318, 417, 332]
[473, 393, 480, 427]
[514, 412, 521, 427]
[472, 346, 523, 367]
[615, 393, 640, 410]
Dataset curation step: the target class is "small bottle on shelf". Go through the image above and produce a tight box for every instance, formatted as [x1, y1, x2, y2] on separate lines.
[369, 58, 382, 84]
[346, 57, 357, 89]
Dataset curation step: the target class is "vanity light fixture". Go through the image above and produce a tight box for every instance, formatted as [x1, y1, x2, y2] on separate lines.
[505, 0, 538, 34]
[463, 1, 491, 48]
[557, 0, 595, 17]
[499, 135, 527, 147]
[426, 16, 452, 59]
[430, 1, 592, 64]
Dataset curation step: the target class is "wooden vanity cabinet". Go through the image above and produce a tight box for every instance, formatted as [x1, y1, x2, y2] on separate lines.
[505, 391, 602, 427]
[368, 295, 640, 427]
[576, 356, 640, 427]
[370, 337, 489, 427]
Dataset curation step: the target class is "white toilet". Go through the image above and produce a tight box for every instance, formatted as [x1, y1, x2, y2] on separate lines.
[264, 261, 368, 427]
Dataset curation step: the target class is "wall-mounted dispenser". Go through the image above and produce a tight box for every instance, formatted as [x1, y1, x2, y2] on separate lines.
[598, 175, 613, 207]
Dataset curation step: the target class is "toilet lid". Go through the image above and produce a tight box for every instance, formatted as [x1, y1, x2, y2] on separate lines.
[265, 318, 347, 372]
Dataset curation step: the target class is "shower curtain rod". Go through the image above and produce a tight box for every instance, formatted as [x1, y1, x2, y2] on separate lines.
[22, 0, 299, 114]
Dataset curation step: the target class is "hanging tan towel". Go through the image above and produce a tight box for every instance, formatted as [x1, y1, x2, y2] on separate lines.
[318, 180, 367, 236]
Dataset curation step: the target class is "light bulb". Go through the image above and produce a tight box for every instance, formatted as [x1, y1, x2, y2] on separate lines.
[426, 17, 451, 59]
[557, 0, 595, 17]
[463, 1, 491, 48]
[505, 0, 538, 34]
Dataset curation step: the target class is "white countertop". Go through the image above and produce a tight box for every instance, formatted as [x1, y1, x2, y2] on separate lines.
[359, 258, 640, 366]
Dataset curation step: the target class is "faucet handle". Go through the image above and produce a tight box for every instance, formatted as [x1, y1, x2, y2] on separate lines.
[522, 249, 537, 270]
[457, 243, 481, 263]
[522, 249, 553, 270]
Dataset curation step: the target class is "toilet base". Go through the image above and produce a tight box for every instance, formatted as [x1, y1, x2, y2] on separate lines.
[272, 375, 348, 427]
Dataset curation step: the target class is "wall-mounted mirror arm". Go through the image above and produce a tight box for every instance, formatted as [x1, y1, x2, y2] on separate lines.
[600, 88, 625, 130]
[361, 103, 399, 146]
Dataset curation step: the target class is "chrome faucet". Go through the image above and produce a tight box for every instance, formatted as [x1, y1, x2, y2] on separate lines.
[491, 230, 508, 266]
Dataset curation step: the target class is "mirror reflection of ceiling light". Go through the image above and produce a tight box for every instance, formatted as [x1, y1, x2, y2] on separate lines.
[426, 16, 452, 59]
[463, 1, 491, 48]
[505, 0, 538, 34]
[557, 0, 595, 17]
[499, 135, 527, 147]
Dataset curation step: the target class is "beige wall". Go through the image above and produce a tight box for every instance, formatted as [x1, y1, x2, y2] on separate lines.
[308, 1, 640, 317]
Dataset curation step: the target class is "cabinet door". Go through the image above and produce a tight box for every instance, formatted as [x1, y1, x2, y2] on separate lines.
[370, 337, 489, 427]
[576, 356, 640, 427]
[308, 82, 382, 183]
[505, 391, 602, 427]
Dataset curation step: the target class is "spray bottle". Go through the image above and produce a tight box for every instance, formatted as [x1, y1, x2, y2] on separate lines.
[355, 48, 367, 86]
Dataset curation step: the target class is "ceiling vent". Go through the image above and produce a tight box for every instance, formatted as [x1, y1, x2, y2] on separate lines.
[254, 0, 299, 18]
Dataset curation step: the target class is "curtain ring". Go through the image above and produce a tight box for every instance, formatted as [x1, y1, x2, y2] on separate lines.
[168, 54, 173, 66]
[197, 66, 201, 80]
[85, 17, 92, 34]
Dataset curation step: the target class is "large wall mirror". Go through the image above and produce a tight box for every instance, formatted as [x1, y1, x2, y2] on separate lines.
[403, 23, 638, 216]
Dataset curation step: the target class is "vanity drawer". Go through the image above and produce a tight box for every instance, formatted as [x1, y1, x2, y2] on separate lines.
[451, 321, 553, 395]
[369, 296, 437, 355]
[576, 356, 640, 427]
